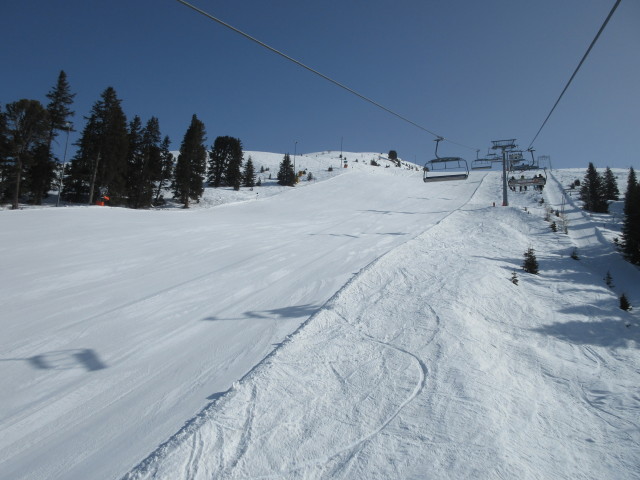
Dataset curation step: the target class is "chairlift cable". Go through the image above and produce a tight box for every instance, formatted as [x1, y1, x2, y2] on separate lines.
[528, 0, 622, 149]
[175, 0, 478, 152]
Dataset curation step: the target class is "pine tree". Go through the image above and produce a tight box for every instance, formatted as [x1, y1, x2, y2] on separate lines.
[126, 116, 163, 208]
[0, 106, 9, 200]
[621, 167, 640, 264]
[140, 117, 163, 207]
[522, 247, 539, 274]
[62, 113, 100, 203]
[225, 139, 243, 191]
[126, 115, 144, 207]
[64, 87, 129, 205]
[45, 71, 75, 145]
[208, 136, 243, 188]
[38, 70, 75, 205]
[173, 114, 206, 208]
[243, 155, 256, 187]
[96, 88, 129, 205]
[604, 271, 614, 288]
[602, 167, 620, 201]
[25, 142, 57, 204]
[579, 163, 608, 213]
[619, 293, 631, 311]
[3, 99, 50, 209]
[153, 135, 173, 205]
[277, 153, 296, 186]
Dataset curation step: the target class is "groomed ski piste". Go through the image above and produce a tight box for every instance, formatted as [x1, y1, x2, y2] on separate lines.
[1, 152, 638, 479]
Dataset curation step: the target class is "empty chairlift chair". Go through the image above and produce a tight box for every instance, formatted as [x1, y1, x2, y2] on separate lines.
[423, 137, 469, 182]
[471, 149, 493, 170]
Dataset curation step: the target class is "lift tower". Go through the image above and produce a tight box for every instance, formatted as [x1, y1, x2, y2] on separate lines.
[491, 139, 517, 206]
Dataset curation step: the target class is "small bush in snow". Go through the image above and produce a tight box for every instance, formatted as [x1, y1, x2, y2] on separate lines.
[522, 247, 539, 274]
[604, 271, 614, 288]
[620, 293, 631, 311]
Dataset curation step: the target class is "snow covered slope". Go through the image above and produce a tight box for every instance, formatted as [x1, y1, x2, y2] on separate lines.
[1, 153, 469, 479]
[1, 156, 638, 480]
[123, 170, 640, 479]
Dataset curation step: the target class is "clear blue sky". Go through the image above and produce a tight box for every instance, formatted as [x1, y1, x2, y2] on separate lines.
[1, 0, 638, 169]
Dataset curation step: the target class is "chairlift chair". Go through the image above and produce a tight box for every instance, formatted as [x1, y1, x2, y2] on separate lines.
[507, 150, 528, 171]
[471, 159, 492, 170]
[508, 149, 547, 188]
[508, 169, 547, 189]
[423, 137, 469, 182]
[509, 147, 541, 172]
[471, 150, 492, 170]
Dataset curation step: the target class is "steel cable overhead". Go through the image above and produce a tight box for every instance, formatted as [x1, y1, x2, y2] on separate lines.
[528, 0, 622, 149]
[175, 0, 478, 152]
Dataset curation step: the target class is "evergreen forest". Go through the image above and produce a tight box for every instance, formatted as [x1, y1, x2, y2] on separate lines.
[0, 71, 265, 211]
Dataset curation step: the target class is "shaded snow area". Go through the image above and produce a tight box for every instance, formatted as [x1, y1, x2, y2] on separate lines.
[1, 154, 638, 480]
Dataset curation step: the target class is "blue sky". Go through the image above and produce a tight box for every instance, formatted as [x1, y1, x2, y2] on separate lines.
[1, 0, 638, 169]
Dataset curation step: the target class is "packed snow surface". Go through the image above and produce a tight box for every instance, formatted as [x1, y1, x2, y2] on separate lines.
[1, 152, 638, 479]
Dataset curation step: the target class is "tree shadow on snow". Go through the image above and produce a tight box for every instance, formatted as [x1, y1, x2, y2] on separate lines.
[530, 314, 639, 350]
